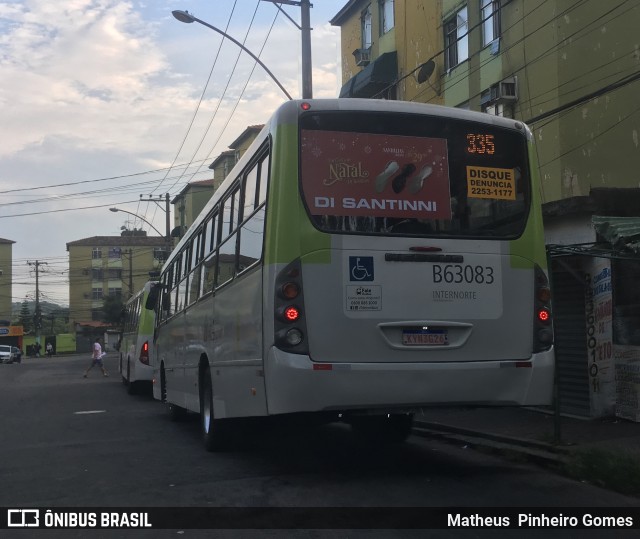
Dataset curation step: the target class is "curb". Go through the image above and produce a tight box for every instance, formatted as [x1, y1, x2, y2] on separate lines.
[412, 420, 571, 467]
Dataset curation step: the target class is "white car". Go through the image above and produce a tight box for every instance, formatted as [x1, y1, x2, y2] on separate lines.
[0, 344, 13, 363]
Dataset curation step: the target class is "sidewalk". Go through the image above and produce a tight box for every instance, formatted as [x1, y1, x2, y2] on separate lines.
[413, 406, 640, 463]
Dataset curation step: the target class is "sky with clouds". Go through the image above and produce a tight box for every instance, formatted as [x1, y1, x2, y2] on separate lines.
[0, 0, 345, 306]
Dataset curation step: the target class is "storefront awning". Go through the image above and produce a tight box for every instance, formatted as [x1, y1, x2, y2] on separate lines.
[593, 216, 640, 253]
[339, 51, 398, 98]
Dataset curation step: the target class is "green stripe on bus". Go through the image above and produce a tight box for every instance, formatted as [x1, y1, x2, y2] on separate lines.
[509, 139, 547, 269]
[264, 123, 331, 266]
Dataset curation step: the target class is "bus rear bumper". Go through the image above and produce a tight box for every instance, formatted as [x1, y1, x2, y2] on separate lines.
[265, 347, 555, 416]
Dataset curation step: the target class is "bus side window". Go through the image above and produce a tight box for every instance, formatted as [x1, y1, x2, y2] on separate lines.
[217, 233, 237, 288]
[174, 253, 182, 285]
[221, 194, 233, 240]
[244, 165, 258, 214]
[258, 152, 270, 206]
[211, 211, 219, 251]
[231, 188, 241, 232]
[203, 217, 212, 258]
[238, 205, 265, 272]
[201, 251, 217, 296]
[176, 277, 187, 313]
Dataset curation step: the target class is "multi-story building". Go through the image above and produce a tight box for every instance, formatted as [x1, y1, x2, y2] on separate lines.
[330, 0, 640, 419]
[67, 232, 168, 350]
[172, 179, 215, 239]
[172, 125, 266, 234]
[0, 237, 14, 322]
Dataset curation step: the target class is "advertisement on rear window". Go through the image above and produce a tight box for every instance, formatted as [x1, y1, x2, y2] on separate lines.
[301, 130, 452, 220]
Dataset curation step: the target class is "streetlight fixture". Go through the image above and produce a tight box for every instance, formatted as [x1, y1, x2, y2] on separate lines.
[109, 207, 165, 239]
[172, 10, 293, 100]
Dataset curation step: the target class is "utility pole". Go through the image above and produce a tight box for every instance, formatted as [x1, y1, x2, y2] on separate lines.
[27, 260, 47, 348]
[125, 249, 133, 299]
[142, 193, 172, 247]
[262, 0, 313, 99]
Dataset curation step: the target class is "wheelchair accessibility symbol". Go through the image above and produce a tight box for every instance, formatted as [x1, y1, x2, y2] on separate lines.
[349, 256, 374, 281]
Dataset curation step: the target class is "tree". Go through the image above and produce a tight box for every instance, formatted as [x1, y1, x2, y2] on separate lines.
[102, 295, 125, 327]
[18, 301, 32, 333]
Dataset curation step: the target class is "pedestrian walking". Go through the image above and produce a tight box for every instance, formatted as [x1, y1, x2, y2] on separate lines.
[46, 342, 53, 358]
[83, 338, 109, 378]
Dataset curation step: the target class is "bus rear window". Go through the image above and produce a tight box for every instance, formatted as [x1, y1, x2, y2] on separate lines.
[299, 112, 529, 238]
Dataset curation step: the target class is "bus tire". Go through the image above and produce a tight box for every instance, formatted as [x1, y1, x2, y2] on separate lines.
[160, 364, 167, 403]
[200, 367, 232, 452]
[120, 355, 125, 384]
[351, 413, 414, 443]
[126, 361, 137, 395]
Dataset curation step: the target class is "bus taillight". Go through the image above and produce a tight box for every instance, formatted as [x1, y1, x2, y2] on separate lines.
[280, 282, 300, 299]
[537, 308, 551, 323]
[284, 306, 300, 321]
[139, 340, 150, 365]
[533, 265, 554, 352]
[274, 260, 309, 354]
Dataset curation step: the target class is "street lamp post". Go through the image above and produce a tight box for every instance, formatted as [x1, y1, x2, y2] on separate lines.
[260, 0, 313, 99]
[109, 207, 166, 240]
[172, 10, 293, 100]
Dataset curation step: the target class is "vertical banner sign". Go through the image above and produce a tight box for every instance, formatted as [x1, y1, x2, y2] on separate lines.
[584, 258, 615, 417]
[300, 130, 452, 220]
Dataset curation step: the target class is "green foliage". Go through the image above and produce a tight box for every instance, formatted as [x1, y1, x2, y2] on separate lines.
[564, 448, 640, 497]
[102, 295, 125, 326]
[17, 301, 32, 333]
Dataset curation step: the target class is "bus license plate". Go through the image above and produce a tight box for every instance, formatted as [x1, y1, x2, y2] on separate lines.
[402, 329, 449, 346]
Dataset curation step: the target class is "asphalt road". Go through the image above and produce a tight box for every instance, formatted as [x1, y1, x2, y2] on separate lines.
[1, 353, 638, 538]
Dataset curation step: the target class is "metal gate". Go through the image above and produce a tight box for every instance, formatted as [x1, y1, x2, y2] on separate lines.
[551, 258, 591, 417]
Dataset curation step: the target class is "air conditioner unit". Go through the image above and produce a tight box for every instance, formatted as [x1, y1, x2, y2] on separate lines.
[491, 77, 518, 102]
[353, 48, 371, 67]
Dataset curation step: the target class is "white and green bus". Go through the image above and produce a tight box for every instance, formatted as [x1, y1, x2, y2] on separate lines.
[119, 281, 156, 394]
[150, 99, 554, 450]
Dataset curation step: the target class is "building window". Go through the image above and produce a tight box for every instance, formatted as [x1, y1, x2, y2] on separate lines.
[108, 247, 122, 259]
[92, 247, 102, 259]
[92, 287, 103, 300]
[153, 247, 168, 262]
[361, 4, 372, 50]
[91, 268, 103, 281]
[91, 309, 102, 321]
[481, 0, 501, 47]
[108, 288, 122, 298]
[444, 6, 468, 71]
[107, 268, 122, 279]
[482, 101, 514, 118]
[379, 0, 394, 35]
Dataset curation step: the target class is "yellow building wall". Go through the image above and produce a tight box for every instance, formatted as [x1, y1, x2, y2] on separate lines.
[68, 243, 164, 323]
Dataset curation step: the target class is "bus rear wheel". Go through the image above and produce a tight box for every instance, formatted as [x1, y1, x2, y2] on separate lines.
[200, 367, 233, 452]
[350, 413, 414, 443]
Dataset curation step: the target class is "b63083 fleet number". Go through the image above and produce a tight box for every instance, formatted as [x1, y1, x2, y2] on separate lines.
[432, 264, 495, 284]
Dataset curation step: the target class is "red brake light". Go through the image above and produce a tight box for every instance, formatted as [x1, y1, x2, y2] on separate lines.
[284, 306, 300, 321]
[300, 102, 311, 111]
[140, 341, 150, 364]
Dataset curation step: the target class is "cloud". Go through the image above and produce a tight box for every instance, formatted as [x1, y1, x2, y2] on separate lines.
[0, 0, 182, 158]
[0, 0, 342, 304]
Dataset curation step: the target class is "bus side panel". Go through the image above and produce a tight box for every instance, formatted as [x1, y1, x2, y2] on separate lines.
[156, 311, 191, 410]
[203, 268, 268, 419]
